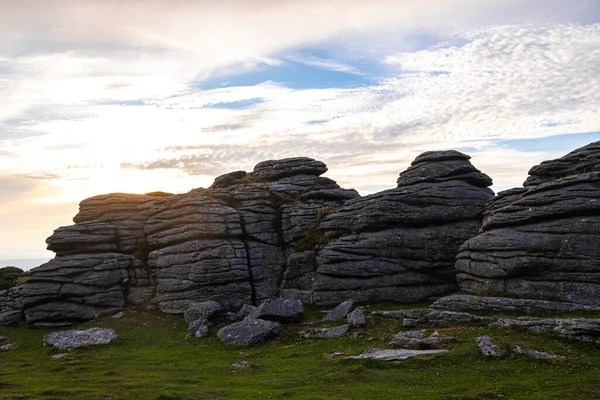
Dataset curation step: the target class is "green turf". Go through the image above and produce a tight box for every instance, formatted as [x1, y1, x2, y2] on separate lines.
[1, 304, 599, 399]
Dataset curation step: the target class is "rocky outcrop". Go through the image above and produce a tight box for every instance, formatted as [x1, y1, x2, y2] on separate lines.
[12, 151, 494, 325]
[307, 150, 493, 304]
[455, 141, 600, 307]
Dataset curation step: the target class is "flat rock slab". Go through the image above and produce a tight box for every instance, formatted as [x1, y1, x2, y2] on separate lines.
[346, 348, 448, 362]
[371, 309, 432, 319]
[425, 310, 491, 326]
[300, 324, 349, 338]
[492, 318, 600, 343]
[43, 328, 118, 350]
[323, 300, 355, 321]
[432, 294, 600, 314]
[217, 319, 282, 345]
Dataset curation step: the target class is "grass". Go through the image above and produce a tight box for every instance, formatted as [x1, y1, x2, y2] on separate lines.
[1, 303, 600, 399]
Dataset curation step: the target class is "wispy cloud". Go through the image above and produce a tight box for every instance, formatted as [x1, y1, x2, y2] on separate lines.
[0, 1, 599, 258]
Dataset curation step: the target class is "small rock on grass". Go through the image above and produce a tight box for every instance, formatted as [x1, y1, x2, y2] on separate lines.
[476, 336, 502, 357]
[512, 345, 560, 359]
[52, 353, 67, 359]
[187, 318, 210, 338]
[231, 361, 250, 368]
[111, 311, 124, 319]
[1, 344, 14, 351]
[347, 308, 366, 327]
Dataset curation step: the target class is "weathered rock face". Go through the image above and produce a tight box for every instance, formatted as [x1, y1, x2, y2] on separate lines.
[304, 150, 494, 304]
[20, 193, 165, 325]
[455, 141, 600, 307]
[14, 152, 493, 324]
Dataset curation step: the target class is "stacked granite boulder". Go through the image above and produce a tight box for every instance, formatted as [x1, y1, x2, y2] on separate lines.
[20, 194, 164, 325]
[9, 151, 497, 325]
[17, 158, 358, 324]
[455, 141, 600, 307]
[301, 150, 494, 304]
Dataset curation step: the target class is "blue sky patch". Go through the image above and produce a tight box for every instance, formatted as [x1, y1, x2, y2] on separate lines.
[196, 59, 377, 91]
[498, 131, 600, 153]
[203, 98, 265, 110]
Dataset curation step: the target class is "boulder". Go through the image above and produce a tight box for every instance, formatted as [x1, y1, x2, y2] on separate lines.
[249, 299, 303, 323]
[347, 308, 366, 327]
[43, 328, 118, 350]
[217, 319, 282, 345]
[183, 301, 223, 324]
[323, 300, 355, 321]
[456, 141, 600, 307]
[389, 330, 456, 349]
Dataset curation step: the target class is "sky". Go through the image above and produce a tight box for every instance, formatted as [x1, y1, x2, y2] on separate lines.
[1, 0, 600, 267]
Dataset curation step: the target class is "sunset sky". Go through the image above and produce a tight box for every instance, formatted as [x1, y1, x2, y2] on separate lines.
[1, 0, 599, 268]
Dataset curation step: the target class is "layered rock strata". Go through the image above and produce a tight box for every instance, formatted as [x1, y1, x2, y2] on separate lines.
[455, 141, 600, 307]
[302, 150, 494, 304]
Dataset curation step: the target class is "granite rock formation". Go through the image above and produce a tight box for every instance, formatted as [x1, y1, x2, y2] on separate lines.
[303, 150, 494, 304]
[455, 141, 600, 307]
[9, 151, 494, 325]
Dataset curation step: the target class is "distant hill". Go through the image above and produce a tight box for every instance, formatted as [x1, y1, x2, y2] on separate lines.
[0, 258, 50, 271]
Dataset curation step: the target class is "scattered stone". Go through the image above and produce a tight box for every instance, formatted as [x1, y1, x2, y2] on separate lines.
[111, 311, 124, 319]
[184, 301, 223, 325]
[403, 318, 419, 328]
[511, 345, 559, 359]
[52, 353, 68, 359]
[476, 336, 502, 357]
[187, 318, 210, 338]
[1, 344, 14, 351]
[346, 348, 448, 362]
[43, 328, 118, 350]
[236, 304, 257, 321]
[300, 324, 349, 339]
[249, 299, 303, 323]
[347, 308, 366, 327]
[231, 361, 250, 368]
[0, 335, 5, 342]
[323, 300, 355, 321]
[432, 294, 600, 314]
[217, 319, 282, 346]
[425, 310, 491, 326]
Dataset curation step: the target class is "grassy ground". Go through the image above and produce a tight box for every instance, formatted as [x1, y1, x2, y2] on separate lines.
[1, 303, 600, 400]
